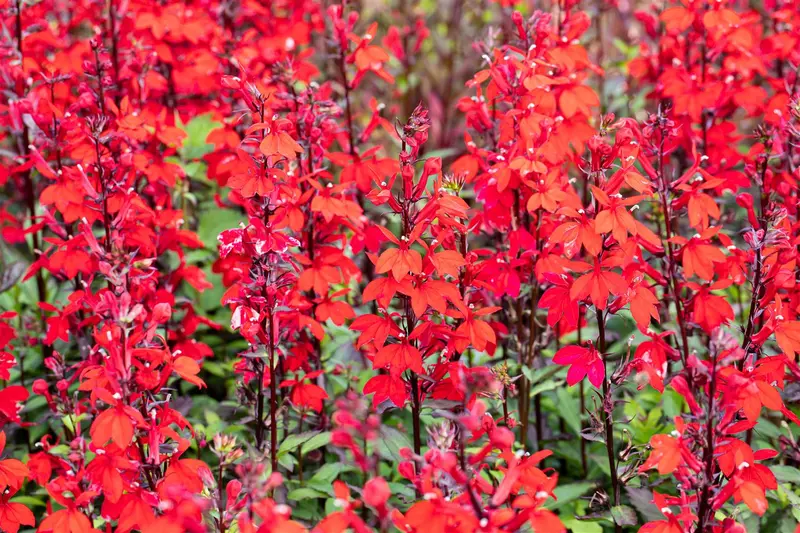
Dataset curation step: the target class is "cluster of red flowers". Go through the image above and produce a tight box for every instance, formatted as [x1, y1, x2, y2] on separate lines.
[2, 0, 800, 531]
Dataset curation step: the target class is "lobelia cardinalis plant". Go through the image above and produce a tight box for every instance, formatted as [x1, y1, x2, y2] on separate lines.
[621, 0, 800, 530]
[2, 0, 800, 531]
[358, 104, 479, 456]
[0, 0, 225, 530]
[452, 6, 606, 454]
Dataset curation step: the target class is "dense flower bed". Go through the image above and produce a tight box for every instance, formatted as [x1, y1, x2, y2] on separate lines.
[2, 0, 800, 531]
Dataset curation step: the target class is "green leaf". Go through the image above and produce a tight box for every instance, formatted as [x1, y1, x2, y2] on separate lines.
[10, 495, 46, 507]
[772, 465, 800, 485]
[420, 148, 458, 160]
[179, 113, 223, 160]
[205, 410, 222, 426]
[376, 426, 413, 463]
[277, 453, 296, 472]
[308, 463, 344, 487]
[183, 160, 207, 181]
[202, 361, 229, 378]
[625, 487, 663, 522]
[611, 505, 638, 526]
[626, 404, 665, 444]
[197, 207, 242, 250]
[278, 431, 328, 457]
[521, 365, 536, 383]
[388, 481, 416, 500]
[556, 388, 583, 436]
[544, 482, 596, 510]
[0, 262, 25, 293]
[529, 379, 560, 397]
[560, 516, 603, 533]
[287, 488, 327, 501]
[522, 364, 562, 385]
[301, 431, 331, 454]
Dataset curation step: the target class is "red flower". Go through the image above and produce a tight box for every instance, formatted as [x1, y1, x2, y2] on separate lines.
[0, 489, 35, 533]
[553, 344, 604, 388]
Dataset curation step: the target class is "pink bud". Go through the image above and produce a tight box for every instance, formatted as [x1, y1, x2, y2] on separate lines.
[363, 477, 390, 509]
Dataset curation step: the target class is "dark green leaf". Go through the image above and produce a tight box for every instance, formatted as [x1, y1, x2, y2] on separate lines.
[611, 505, 638, 526]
